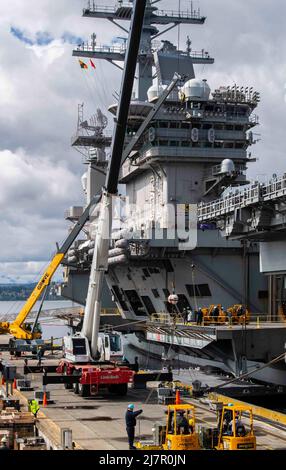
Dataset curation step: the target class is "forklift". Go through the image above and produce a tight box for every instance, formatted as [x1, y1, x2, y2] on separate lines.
[136, 403, 256, 451]
[136, 404, 200, 450]
[215, 404, 256, 450]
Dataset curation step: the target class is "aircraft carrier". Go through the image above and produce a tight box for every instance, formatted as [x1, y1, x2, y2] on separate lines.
[60, 0, 286, 387]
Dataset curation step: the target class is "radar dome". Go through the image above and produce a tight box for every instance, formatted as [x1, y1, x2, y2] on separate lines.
[220, 159, 235, 174]
[147, 83, 166, 102]
[182, 78, 211, 101]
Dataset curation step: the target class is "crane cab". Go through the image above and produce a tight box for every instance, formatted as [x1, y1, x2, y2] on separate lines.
[216, 405, 256, 450]
[63, 331, 124, 363]
[163, 404, 200, 451]
[98, 332, 123, 362]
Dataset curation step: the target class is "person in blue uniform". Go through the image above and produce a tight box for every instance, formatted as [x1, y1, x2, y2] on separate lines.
[125, 404, 143, 450]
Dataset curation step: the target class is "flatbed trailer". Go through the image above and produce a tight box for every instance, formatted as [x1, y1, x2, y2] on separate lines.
[56, 359, 134, 397]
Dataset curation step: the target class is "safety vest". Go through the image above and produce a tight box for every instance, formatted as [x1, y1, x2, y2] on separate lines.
[30, 400, 40, 415]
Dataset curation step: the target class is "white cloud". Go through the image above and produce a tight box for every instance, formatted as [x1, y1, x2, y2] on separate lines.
[26, 40, 66, 66]
[0, 261, 63, 284]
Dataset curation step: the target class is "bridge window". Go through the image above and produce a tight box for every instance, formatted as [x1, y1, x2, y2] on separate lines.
[159, 121, 168, 128]
[214, 142, 223, 148]
[170, 122, 180, 129]
[186, 284, 212, 297]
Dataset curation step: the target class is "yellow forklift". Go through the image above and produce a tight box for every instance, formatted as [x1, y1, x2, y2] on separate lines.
[216, 404, 256, 450]
[136, 404, 200, 450]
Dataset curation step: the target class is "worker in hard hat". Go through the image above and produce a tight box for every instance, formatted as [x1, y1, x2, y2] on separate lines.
[30, 399, 40, 418]
[0, 436, 9, 451]
[125, 404, 143, 450]
[176, 411, 190, 435]
[212, 305, 220, 322]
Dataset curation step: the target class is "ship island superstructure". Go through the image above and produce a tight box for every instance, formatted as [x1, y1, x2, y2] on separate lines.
[61, 0, 286, 386]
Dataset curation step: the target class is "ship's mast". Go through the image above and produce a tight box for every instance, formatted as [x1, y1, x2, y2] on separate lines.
[73, 0, 214, 100]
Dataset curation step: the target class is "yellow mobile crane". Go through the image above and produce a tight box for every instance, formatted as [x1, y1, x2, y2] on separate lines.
[0, 196, 100, 341]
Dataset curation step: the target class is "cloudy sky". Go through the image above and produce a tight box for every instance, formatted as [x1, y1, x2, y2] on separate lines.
[0, 0, 285, 284]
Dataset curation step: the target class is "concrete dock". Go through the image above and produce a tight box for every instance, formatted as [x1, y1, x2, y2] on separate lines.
[1, 352, 286, 450]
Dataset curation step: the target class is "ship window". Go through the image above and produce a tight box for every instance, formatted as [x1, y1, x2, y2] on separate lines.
[159, 121, 168, 128]
[186, 284, 212, 297]
[142, 268, 150, 277]
[164, 260, 174, 272]
[149, 267, 160, 274]
[177, 294, 191, 313]
[152, 289, 160, 298]
[214, 124, 223, 130]
[225, 142, 234, 148]
[159, 140, 168, 146]
[214, 142, 223, 148]
[164, 301, 178, 314]
[163, 288, 170, 298]
[202, 123, 212, 130]
[141, 296, 156, 315]
[226, 125, 234, 130]
[170, 141, 178, 147]
[170, 122, 179, 129]
[181, 122, 190, 129]
[182, 141, 190, 147]
[124, 290, 146, 316]
[111, 285, 129, 311]
[235, 142, 244, 149]
[235, 125, 244, 131]
[258, 290, 268, 299]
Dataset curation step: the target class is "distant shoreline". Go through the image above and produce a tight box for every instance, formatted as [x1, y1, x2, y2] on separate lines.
[0, 283, 63, 301]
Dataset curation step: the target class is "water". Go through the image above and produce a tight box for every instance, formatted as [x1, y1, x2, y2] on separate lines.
[0, 300, 74, 340]
[0, 300, 76, 316]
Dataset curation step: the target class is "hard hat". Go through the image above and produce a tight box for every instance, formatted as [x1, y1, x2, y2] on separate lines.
[128, 404, 134, 410]
[1, 436, 8, 443]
